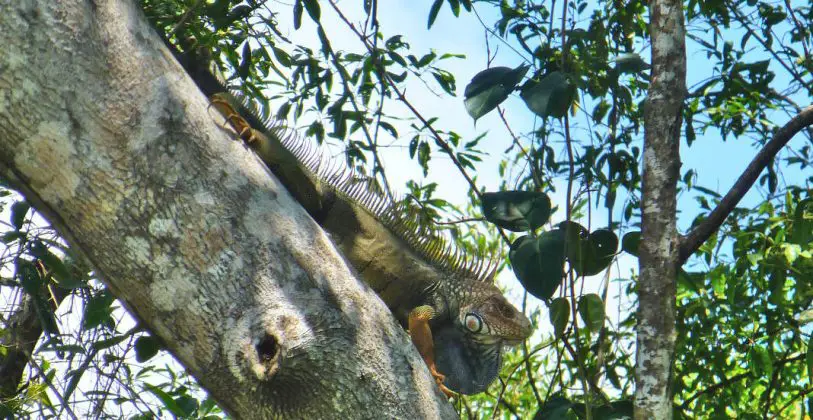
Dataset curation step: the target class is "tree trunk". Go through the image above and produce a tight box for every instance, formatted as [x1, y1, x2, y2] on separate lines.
[635, 0, 686, 418]
[0, 1, 456, 418]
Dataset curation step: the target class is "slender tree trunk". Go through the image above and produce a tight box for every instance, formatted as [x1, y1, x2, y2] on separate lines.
[635, 0, 686, 418]
[0, 1, 455, 418]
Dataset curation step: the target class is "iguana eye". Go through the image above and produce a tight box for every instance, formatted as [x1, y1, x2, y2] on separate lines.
[464, 313, 487, 333]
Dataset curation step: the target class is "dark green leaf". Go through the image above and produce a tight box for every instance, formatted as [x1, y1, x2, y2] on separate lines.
[611, 53, 650, 74]
[39, 250, 82, 289]
[520, 71, 575, 119]
[578, 294, 605, 333]
[135, 336, 161, 363]
[92, 335, 129, 351]
[463, 65, 529, 121]
[17, 258, 42, 294]
[593, 400, 634, 419]
[145, 385, 185, 417]
[238, 42, 251, 80]
[807, 336, 813, 382]
[790, 198, 812, 246]
[427, 0, 443, 29]
[481, 190, 551, 232]
[534, 395, 576, 420]
[83, 290, 115, 330]
[749, 347, 773, 378]
[293, 0, 303, 29]
[549, 297, 569, 338]
[567, 228, 618, 276]
[510, 232, 566, 300]
[11, 200, 29, 230]
[303, 0, 321, 22]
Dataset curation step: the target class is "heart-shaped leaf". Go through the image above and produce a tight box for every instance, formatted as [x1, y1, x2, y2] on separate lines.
[464, 65, 529, 122]
[482, 190, 552, 232]
[621, 231, 641, 257]
[509, 232, 566, 300]
[520, 71, 576, 119]
[560, 223, 617, 276]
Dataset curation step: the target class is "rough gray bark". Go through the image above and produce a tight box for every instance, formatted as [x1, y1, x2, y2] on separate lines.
[0, 1, 456, 418]
[635, 0, 686, 418]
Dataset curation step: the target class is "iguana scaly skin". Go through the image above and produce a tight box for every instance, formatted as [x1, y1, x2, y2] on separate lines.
[171, 44, 532, 396]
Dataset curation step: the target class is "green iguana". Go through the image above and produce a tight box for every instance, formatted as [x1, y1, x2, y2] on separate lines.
[170, 43, 532, 396]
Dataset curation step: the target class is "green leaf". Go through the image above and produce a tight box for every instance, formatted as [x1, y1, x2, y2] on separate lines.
[520, 71, 575, 119]
[591, 400, 634, 419]
[427, 0, 443, 29]
[481, 190, 551, 232]
[135, 336, 161, 363]
[807, 337, 813, 382]
[789, 198, 812, 246]
[565, 226, 618, 276]
[534, 395, 576, 420]
[293, 0, 303, 29]
[549, 297, 570, 339]
[621, 231, 641, 257]
[749, 347, 773, 378]
[238, 42, 251, 80]
[578, 294, 605, 333]
[16, 258, 42, 294]
[11, 200, 29, 230]
[302, 0, 321, 22]
[92, 335, 129, 351]
[144, 385, 186, 417]
[463, 65, 529, 121]
[83, 290, 115, 330]
[1, 230, 24, 244]
[611, 53, 650, 74]
[509, 232, 566, 300]
[29, 242, 82, 289]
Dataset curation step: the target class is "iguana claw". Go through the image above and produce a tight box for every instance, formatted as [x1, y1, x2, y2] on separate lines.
[429, 363, 455, 398]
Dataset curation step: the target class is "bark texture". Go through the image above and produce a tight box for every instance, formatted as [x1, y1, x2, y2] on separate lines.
[0, 1, 456, 418]
[635, 0, 686, 418]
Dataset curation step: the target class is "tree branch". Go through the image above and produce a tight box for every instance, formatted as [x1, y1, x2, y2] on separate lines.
[679, 105, 813, 263]
[0, 1, 455, 418]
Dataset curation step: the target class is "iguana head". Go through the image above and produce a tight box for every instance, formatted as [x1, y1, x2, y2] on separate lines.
[457, 283, 533, 346]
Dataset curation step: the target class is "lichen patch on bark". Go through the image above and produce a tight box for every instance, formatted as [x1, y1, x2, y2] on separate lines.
[16, 120, 80, 202]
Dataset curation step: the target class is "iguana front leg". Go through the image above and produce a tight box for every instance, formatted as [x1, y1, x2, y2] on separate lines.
[209, 94, 259, 144]
[408, 305, 455, 398]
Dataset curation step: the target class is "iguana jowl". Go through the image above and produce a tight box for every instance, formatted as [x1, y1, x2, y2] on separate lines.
[172, 46, 533, 396]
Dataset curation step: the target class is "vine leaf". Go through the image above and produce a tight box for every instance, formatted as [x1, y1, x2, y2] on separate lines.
[549, 297, 570, 339]
[463, 65, 529, 122]
[578, 294, 605, 333]
[611, 53, 650, 74]
[509, 232, 566, 300]
[520, 71, 576, 119]
[481, 190, 551, 232]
